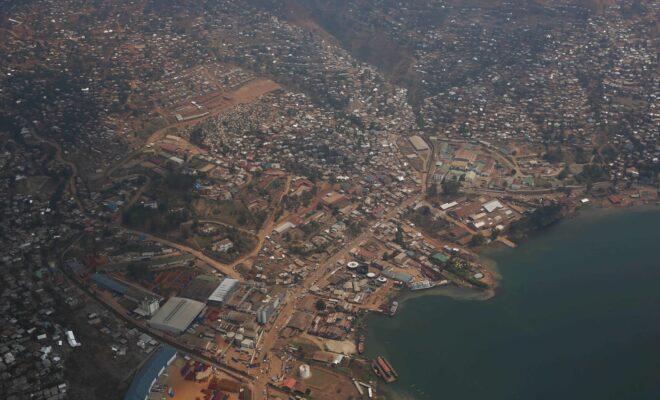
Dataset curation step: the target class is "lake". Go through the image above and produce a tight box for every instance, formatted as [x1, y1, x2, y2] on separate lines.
[366, 207, 660, 400]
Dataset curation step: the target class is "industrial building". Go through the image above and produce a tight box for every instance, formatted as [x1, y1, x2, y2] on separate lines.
[123, 345, 177, 400]
[90, 273, 154, 304]
[207, 278, 240, 305]
[148, 297, 205, 334]
[409, 135, 430, 152]
[256, 288, 286, 325]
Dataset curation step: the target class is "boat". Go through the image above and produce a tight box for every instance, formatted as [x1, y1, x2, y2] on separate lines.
[389, 301, 399, 317]
[371, 356, 399, 383]
[358, 335, 366, 354]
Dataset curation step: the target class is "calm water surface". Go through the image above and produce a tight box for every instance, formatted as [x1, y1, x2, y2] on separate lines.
[366, 208, 660, 400]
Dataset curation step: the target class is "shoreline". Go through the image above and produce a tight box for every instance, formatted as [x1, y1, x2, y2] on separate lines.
[359, 202, 660, 316]
[362, 203, 660, 400]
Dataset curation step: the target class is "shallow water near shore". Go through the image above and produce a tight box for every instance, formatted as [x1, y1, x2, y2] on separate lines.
[366, 206, 660, 400]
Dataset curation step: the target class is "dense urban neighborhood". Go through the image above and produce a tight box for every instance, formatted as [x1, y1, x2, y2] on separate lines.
[0, 0, 658, 399]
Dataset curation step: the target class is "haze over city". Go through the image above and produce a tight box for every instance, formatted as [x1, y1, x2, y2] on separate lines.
[0, 0, 658, 399]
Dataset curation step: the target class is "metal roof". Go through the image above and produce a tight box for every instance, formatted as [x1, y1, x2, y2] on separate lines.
[123, 345, 177, 400]
[208, 278, 240, 303]
[149, 297, 205, 334]
[90, 273, 129, 294]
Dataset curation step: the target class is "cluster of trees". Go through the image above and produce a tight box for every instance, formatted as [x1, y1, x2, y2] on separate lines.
[207, 228, 257, 263]
[427, 180, 463, 198]
[508, 203, 563, 240]
[122, 204, 190, 233]
[164, 172, 196, 192]
[282, 188, 316, 212]
[543, 147, 564, 163]
[127, 263, 150, 281]
[442, 180, 462, 196]
[405, 206, 449, 238]
[577, 164, 606, 184]
[300, 220, 321, 236]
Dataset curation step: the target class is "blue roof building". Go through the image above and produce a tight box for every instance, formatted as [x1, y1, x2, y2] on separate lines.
[124, 345, 177, 400]
[90, 273, 129, 294]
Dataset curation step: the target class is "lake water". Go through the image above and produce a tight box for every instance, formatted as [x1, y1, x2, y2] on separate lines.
[366, 207, 660, 400]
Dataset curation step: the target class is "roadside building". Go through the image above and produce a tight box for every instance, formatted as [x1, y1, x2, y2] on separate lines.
[409, 135, 430, 151]
[207, 278, 240, 305]
[123, 345, 177, 400]
[148, 297, 206, 335]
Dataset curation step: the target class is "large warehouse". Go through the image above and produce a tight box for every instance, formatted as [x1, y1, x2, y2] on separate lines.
[409, 135, 429, 151]
[123, 345, 177, 400]
[208, 278, 240, 305]
[148, 297, 205, 334]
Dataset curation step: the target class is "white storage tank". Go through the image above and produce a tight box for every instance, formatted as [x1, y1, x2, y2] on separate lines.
[298, 364, 312, 379]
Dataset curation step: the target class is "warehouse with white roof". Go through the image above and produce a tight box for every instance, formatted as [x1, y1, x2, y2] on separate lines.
[148, 297, 205, 334]
[208, 278, 240, 305]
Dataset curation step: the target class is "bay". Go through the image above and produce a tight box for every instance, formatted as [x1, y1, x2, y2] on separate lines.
[366, 207, 660, 400]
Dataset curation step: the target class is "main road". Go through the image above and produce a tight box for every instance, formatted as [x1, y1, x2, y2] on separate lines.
[250, 193, 421, 400]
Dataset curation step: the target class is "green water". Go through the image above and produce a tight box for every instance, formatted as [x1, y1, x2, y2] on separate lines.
[366, 208, 660, 400]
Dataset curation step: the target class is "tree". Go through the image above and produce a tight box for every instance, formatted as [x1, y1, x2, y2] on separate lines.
[442, 180, 461, 196]
[543, 147, 563, 163]
[577, 164, 605, 184]
[127, 263, 149, 280]
[470, 234, 486, 246]
[426, 184, 437, 198]
[394, 224, 405, 247]
[315, 299, 326, 312]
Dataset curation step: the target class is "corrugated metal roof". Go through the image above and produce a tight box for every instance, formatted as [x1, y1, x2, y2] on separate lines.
[123, 345, 177, 400]
[149, 297, 205, 333]
[91, 273, 129, 294]
[208, 278, 240, 303]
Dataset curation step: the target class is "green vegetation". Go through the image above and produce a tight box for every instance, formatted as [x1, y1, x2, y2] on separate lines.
[442, 180, 461, 196]
[574, 147, 589, 164]
[444, 258, 488, 289]
[394, 223, 405, 247]
[426, 184, 438, 198]
[577, 164, 606, 184]
[205, 226, 257, 263]
[406, 206, 449, 237]
[543, 147, 564, 163]
[127, 263, 149, 280]
[470, 234, 487, 246]
[122, 204, 190, 233]
[164, 172, 195, 192]
[508, 203, 563, 240]
[192, 198, 253, 229]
